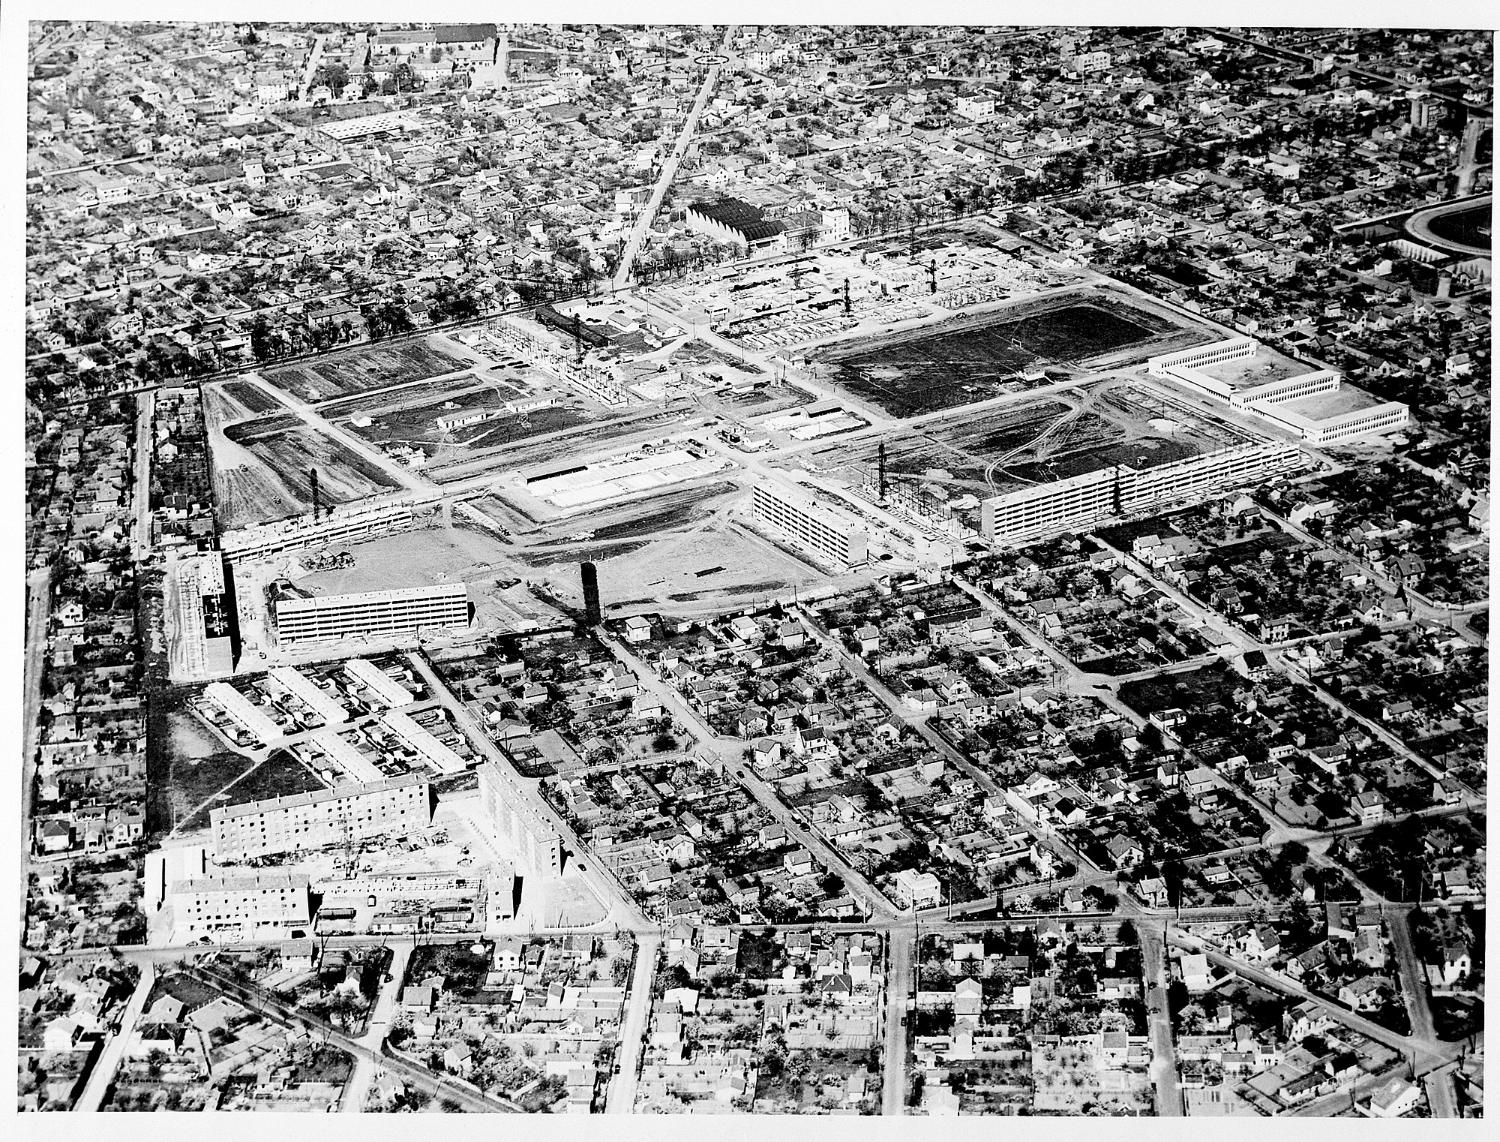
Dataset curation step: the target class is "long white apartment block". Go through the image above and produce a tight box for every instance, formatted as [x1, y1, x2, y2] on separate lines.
[273, 582, 469, 645]
[981, 441, 1304, 546]
[344, 658, 415, 708]
[270, 665, 349, 725]
[477, 759, 564, 876]
[210, 773, 431, 861]
[1252, 399, 1412, 446]
[1147, 336, 1257, 387]
[203, 680, 284, 745]
[168, 871, 313, 935]
[220, 490, 441, 562]
[382, 709, 466, 775]
[750, 482, 869, 568]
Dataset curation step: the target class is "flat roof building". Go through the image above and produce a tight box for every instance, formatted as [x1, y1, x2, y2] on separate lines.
[168, 870, 313, 936]
[308, 729, 384, 783]
[203, 680, 283, 746]
[981, 441, 1304, 546]
[273, 582, 469, 646]
[382, 709, 466, 775]
[344, 658, 415, 708]
[270, 665, 349, 725]
[751, 483, 869, 568]
[478, 760, 563, 877]
[210, 773, 431, 862]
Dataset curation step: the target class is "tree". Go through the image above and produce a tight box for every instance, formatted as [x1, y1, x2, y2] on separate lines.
[312, 62, 349, 94]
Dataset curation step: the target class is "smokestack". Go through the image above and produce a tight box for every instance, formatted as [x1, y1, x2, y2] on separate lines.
[309, 468, 319, 521]
[929, 260, 938, 294]
[843, 278, 851, 317]
[580, 561, 601, 627]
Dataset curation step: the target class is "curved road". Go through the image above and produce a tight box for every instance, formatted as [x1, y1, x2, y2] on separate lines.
[1404, 195, 1492, 259]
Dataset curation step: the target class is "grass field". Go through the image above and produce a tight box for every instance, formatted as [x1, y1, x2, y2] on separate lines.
[160, 713, 257, 833]
[262, 340, 473, 402]
[177, 750, 327, 833]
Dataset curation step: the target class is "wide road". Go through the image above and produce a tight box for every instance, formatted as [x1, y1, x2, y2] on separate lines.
[611, 26, 736, 291]
[1167, 929, 1456, 1067]
[341, 938, 412, 1112]
[605, 931, 659, 1113]
[1386, 910, 1459, 1117]
[131, 390, 155, 562]
[881, 929, 913, 1114]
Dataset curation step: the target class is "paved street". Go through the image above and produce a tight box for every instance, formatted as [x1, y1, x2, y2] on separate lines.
[605, 931, 659, 1113]
[881, 928, 913, 1114]
[1140, 925, 1182, 1115]
[73, 962, 155, 1111]
[611, 27, 736, 291]
[20, 568, 51, 931]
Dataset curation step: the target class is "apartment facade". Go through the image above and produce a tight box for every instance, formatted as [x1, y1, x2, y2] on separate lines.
[169, 871, 314, 936]
[210, 773, 432, 861]
[273, 582, 469, 645]
[981, 441, 1304, 546]
[751, 483, 869, 568]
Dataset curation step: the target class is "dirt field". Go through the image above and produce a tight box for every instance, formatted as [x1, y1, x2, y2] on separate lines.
[526, 513, 870, 620]
[809, 289, 1187, 418]
[261, 339, 474, 402]
[285, 525, 517, 596]
[211, 379, 287, 417]
[424, 404, 696, 486]
[213, 414, 401, 527]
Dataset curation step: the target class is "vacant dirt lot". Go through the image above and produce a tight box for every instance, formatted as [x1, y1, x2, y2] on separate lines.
[262, 339, 474, 402]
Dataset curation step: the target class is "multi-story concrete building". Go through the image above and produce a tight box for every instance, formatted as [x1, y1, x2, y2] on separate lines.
[210, 773, 431, 861]
[981, 441, 1304, 546]
[1149, 337, 1410, 445]
[477, 760, 563, 876]
[220, 491, 441, 562]
[751, 483, 869, 568]
[273, 582, 469, 645]
[168, 870, 313, 937]
[180, 551, 236, 676]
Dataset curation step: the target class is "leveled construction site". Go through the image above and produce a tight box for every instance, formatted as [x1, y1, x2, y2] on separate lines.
[805, 282, 1206, 418]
